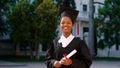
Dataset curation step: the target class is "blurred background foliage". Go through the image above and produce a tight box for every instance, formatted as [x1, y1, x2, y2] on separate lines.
[0, 0, 16, 36]
[7, 0, 58, 60]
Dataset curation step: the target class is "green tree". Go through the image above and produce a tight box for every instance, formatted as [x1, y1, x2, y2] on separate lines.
[0, 0, 16, 36]
[8, 0, 35, 58]
[33, 0, 43, 7]
[8, 0, 58, 60]
[95, 0, 120, 56]
[34, 0, 58, 59]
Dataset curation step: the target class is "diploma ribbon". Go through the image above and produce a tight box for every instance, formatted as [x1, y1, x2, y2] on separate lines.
[63, 53, 68, 59]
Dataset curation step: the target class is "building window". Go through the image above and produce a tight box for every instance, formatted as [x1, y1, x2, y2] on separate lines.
[83, 27, 89, 44]
[83, 27, 89, 33]
[83, 4, 87, 12]
[93, 6, 95, 13]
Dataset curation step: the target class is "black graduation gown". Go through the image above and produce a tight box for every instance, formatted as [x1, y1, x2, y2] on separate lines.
[45, 37, 92, 68]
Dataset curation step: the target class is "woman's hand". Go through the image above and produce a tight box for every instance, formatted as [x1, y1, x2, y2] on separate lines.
[60, 58, 72, 66]
[54, 61, 61, 68]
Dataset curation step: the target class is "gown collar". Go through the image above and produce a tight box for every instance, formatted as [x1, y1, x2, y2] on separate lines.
[58, 34, 75, 48]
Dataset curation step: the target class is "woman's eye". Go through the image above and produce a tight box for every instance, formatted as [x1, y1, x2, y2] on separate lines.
[67, 22, 71, 24]
[61, 22, 65, 24]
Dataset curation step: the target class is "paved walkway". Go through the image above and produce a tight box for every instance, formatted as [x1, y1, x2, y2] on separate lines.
[0, 60, 120, 68]
[0, 61, 46, 68]
[91, 60, 120, 68]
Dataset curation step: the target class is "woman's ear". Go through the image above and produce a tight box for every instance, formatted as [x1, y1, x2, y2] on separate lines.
[72, 23, 74, 28]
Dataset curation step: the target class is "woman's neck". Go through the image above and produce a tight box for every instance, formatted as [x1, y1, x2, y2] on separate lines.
[63, 33, 71, 38]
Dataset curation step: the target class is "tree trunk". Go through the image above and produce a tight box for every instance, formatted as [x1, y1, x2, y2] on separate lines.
[108, 47, 110, 57]
[35, 43, 40, 61]
[116, 33, 119, 50]
[16, 43, 20, 56]
[29, 42, 34, 60]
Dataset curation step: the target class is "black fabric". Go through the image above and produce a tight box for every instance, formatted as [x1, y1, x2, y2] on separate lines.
[45, 37, 92, 68]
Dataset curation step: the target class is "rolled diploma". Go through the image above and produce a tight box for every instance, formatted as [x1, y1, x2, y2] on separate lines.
[59, 49, 77, 64]
[66, 49, 77, 59]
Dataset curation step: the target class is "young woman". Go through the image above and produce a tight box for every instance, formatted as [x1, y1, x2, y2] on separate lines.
[45, 6, 92, 68]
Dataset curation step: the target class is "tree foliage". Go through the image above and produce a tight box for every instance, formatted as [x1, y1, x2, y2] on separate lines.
[95, 0, 120, 50]
[0, 0, 16, 36]
[8, 0, 58, 59]
[35, 0, 58, 45]
[8, 0, 58, 44]
[55, 0, 76, 9]
[8, 0, 33, 43]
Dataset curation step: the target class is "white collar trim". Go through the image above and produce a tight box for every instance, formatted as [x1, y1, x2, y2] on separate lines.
[58, 34, 74, 47]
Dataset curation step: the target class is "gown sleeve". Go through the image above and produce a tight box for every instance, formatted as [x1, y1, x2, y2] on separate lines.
[45, 40, 56, 68]
[72, 40, 92, 68]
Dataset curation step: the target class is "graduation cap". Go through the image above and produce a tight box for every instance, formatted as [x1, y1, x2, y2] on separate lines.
[58, 5, 79, 23]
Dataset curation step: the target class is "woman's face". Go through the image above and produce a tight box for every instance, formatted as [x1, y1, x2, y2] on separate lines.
[60, 16, 74, 34]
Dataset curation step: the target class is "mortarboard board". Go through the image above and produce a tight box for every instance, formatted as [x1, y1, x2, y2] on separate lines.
[58, 5, 79, 23]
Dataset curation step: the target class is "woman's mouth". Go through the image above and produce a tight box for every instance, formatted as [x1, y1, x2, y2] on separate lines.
[63, 27, 68, 30]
